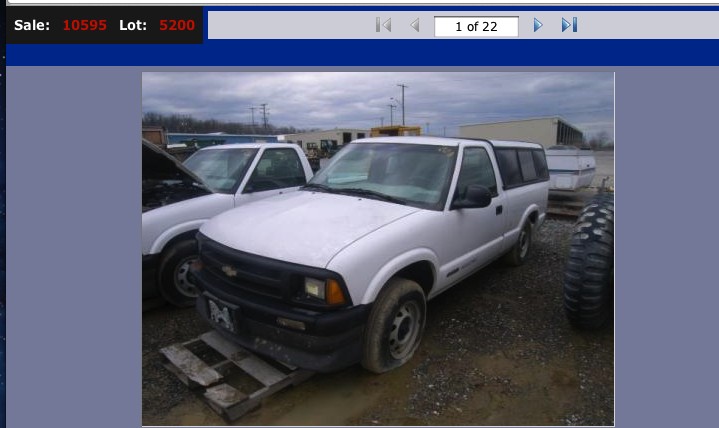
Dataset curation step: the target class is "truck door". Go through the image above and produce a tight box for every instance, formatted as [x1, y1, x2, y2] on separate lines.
[234, 148, 309, 205]
[440, 146, 506, 280]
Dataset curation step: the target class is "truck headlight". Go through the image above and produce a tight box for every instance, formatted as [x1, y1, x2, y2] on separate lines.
[303, 277, 347, 305]
[304, 277, 325, 299]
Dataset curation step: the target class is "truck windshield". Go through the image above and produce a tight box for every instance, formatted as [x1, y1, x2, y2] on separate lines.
[307, 143, 457, 210]
[184, 148, 259, 193]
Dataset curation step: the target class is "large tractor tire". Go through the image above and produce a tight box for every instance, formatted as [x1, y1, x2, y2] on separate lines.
[563, 193, 614, 329]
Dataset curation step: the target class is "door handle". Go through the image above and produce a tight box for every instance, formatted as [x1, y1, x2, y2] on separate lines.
[496, 205, 503, 215]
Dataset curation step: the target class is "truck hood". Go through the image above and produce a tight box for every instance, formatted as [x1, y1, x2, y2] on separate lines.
[199, 191, 421, 268]
[142, 139, 211, 212]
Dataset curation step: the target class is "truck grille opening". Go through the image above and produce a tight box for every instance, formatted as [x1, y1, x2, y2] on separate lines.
[199, 240, 294, 300]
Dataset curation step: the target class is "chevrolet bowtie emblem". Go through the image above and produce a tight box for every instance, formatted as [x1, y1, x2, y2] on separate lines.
[221, 265, 238, 277]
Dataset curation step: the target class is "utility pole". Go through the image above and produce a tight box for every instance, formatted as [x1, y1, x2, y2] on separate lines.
[387, 104, 396, 126]
[248, 106, 257, 132]
[380, 117, 384, 127]
[260, 103, 269, 132]
[397, 83, 408, 126]
[426, 122, 430, 135]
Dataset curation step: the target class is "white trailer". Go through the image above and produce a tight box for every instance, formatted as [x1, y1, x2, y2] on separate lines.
[546, 146, 596, 190]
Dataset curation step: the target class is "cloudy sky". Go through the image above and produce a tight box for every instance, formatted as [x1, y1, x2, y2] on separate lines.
[142, 71, 613, 138]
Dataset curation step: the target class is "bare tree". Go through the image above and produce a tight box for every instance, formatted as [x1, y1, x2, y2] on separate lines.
[587, 130, 614, 151]
[142, 112, 314, 135]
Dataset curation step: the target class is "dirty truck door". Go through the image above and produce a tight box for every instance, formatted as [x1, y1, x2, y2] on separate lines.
[441, 146, 506, 279]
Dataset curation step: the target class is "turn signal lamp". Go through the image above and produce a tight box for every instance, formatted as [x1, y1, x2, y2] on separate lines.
[326, 279, 346, 305]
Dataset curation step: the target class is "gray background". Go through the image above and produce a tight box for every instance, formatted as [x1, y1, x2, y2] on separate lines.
[6, 67, 719, 427]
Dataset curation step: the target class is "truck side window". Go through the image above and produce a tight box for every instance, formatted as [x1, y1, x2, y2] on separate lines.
[495, 148, 523, 188]
[518, 150, 538, 181]
[244, 148, 307, 193]
[455, 147, 498, 198]
[532, 150, 549, 180]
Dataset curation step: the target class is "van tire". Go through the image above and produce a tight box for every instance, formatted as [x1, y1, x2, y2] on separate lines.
[362, 278, 426, 374]
[504, 221, 533, 266]
[563, 193, 614, 329]
[158, 239, 200, 308]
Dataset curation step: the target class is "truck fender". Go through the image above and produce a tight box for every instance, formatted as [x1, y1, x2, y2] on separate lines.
[360, 248, 439, 305]
[520, 204, 542, 229]
[507, 204, 542, 243]
[149, 219, 208, 255]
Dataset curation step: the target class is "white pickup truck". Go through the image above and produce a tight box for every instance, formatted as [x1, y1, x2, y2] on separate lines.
[190, 137, 549, 373]
[142, 140, 314, 308]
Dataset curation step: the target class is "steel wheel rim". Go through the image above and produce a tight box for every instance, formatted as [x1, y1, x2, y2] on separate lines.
[389, 300, 421, 359]
[175, 256, 199, 298]
[519, 227, 530, 258]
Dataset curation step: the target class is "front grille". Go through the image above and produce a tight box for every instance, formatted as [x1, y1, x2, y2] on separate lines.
[195, 233, 352, 310]
[199, 238, 295, 300]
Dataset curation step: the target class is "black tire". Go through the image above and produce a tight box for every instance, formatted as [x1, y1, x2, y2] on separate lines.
[362, 278, 426, 374]
[157, 239, 200, 308]
[563, 193, 614, 329]
[504, 221, 533, 266]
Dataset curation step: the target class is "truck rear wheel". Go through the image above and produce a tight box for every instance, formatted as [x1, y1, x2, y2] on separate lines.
[362, 278, 426, 374]
[158, 239, 200, 308]
[563, 193, 614, 329]
[504, 221, 533, 266]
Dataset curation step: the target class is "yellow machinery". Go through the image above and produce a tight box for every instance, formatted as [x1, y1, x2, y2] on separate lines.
[370, 125, 422, 137]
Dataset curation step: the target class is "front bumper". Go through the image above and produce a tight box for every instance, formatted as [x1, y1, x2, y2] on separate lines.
[193, 266, 371, 373]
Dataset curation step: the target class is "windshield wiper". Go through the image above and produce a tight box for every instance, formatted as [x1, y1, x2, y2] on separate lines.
[301, 183, 335, 193]
[336, 188, 407, 205]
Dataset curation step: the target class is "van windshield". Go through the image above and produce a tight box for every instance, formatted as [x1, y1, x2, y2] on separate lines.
[307, 143, 457, 210]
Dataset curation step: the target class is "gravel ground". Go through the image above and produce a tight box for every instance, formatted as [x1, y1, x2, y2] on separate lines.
[142, 218, 614, 426]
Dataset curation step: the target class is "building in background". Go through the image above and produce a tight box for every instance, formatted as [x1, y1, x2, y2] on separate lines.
[283, 128, 370, 153]
[142, 126, 168, 147]
[459, 117, 584, 148]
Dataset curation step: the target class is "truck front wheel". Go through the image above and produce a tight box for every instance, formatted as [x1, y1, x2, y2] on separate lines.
[362, 278, 426, 374]
[157, 239, 200, 308]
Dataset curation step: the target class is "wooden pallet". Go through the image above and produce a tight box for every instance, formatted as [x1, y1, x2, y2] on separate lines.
[547, 188, 598, 218]
[160, 330, 314, 422]
[547, 199, 586, 218]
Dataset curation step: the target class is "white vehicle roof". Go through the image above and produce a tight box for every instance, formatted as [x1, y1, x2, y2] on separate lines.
[197, 142, 298, 151]
[490, 139, 544, 150]
[353, 136, 542, 150]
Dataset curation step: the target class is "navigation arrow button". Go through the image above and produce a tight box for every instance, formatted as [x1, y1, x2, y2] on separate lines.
[533, 18, 543, 32]
[383, 18, 392, 32]
[562, 17, 571, 32]
[411, 18, 420, 32]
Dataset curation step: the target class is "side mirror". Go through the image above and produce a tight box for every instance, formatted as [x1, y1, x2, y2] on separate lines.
[451, 184, 492, 209]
